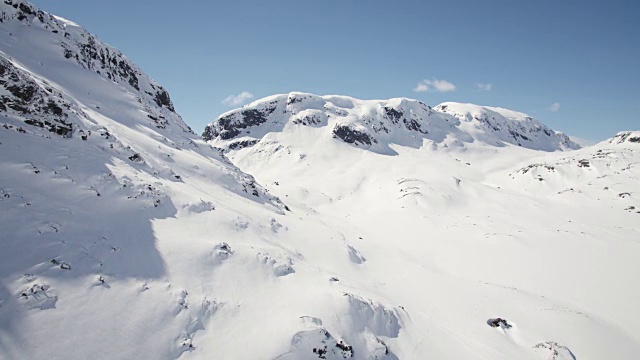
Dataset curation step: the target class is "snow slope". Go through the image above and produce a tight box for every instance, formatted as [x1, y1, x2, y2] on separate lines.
[205, 95, 640, 359]
[1, 1, 640, 359]
[0, 2, 308, 359]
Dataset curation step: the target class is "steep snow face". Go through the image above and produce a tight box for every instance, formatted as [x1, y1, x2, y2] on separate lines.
[0, 0, 188, 135]
[0, 0, 285, 209]
[433, 102, 579, 151]
[203, 92, 579, 153]
[0, 2, 327, 359]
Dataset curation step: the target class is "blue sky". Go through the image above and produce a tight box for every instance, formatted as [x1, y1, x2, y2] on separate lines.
[31, 0, 639, 140]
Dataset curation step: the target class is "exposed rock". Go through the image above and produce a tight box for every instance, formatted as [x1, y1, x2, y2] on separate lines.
[577, 159, 590, 168]
[534, 341, 576, 360]
[0, 1, 192, 137]
[487, 317, 511, 329]
[227, 139, 258, 150]
[0, 58, 73, 137]
[153, 88, 175, 112]
[609, 131, 640, 145]
[435, 102, 579, 151]
[332, 124, 377, 146]
[128, 153, 143, 162]
[203, 93, 578, 153]
[213, 242, 233, 263]
[203, 105, 277, 141]
[257, 251, 294, 276]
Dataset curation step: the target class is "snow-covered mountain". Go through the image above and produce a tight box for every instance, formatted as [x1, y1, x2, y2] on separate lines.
[2, 1, 640, 359]
[203, 92, 579, 154]
[0, 1, 298, 358]
[434, 102, 579, 151]
[608, 130, 640, 145]
[203, 94, 640, 359]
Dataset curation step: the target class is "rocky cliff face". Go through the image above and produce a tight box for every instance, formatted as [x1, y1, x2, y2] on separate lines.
[0, 56, 74, 136]
[0, 0, 188, 135]
[0, 0, 288, 210]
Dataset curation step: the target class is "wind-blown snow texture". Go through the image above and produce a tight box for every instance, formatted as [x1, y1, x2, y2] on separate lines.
[1, 1, 640, 359]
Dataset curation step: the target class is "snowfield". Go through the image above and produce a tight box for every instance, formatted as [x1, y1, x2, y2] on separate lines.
[1, 1, 639, 359]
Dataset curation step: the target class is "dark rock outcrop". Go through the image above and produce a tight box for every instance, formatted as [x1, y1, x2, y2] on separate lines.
[203, 106, 277, 141]
[332, 124, 377, 146]
[609, 131, 640, 145]
[0, 58, 73, 137]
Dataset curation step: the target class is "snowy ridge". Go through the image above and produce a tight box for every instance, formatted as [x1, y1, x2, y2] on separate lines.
[203, 92, 579, 153]
[507, 131, 640, 198]
[434, 102, 579, 151]
[0, 2, 323, 358]
[0, 0, 285, 210]
[0, 0, 188, 135]
[607, 131, 640, 146]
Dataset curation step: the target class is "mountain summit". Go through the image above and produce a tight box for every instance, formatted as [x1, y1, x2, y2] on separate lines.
[0, 0, 189, 135]
[203, 92, 579, 153]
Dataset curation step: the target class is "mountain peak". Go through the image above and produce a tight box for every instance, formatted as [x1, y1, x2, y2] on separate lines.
[608, 130, 640, 145]
[0, 0, 188, 136]
[433, 102, 579, 151]
[203, 93, 579, 153]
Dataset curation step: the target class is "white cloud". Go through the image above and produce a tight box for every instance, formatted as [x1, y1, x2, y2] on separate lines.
[222, 91, 254, 106]
[414, 79, 456, 93]
[475, 83, 492, 91]
[548, 102, 560, 112]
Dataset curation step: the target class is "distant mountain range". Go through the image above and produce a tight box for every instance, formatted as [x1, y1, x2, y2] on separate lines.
[204, 92, 579, 154]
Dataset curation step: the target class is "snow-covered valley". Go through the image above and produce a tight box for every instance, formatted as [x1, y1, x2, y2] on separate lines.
[1, 1, 639, 359]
